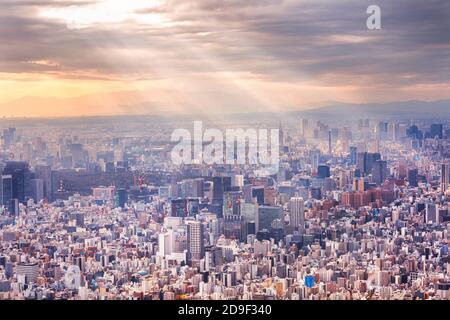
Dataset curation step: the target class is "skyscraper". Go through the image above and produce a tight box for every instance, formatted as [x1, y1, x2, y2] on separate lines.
[328, 130, 332, 154]
[317, 165, 331, 179]
[430, 124, 443, 139]
[408, 169, 419, 187]
[441, 163, 449, 192]
[289, 197, 305, 231]
[115, 188, 128, 208]
[350, 146, 357, 165]
[35, 165, 52, 202]
[2, 161, 31, 203]
[372, 160, 388, 185]
[187, 221, 205, 261]
[171, 198, 188, 217]
[357, 152, 381, 175]
[212, 176, 231, 201]
[258, 205, 282, 231]
[223, 190, 242, 217]
[30, 179, 44, 203]
[0, 175, 12, 207]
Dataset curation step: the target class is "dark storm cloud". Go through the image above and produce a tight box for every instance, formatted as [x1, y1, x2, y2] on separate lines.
[0, 0, 449, 87]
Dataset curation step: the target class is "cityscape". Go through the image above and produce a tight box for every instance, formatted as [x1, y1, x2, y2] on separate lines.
[0, 0, 449, 302]
[0, 114, 448, 300]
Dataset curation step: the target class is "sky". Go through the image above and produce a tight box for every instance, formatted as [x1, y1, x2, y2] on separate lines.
[0, 0, 450, 117]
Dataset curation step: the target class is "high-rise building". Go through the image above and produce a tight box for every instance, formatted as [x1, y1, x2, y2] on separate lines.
[2, 161, 31, 203]
[223, 191, 242, 217]
[349, 146, 357, 165]
[252, 186, 265, 205]
[16, 263, 39, 284]
[241, 202, 258, 235]
[68, 143, 85, 168]
[357, 152, 381, 175]
[408, 169, 419, 187]
[289, 197, 305, 231]
[430, 124, 443, 139]
[258, 205, 282, 231]
[426, 203, 438, 224]
[115, 188, 128, 208]
[8, 199, 19, 216]
[372, 160, 388, 185]
[30, 178, 44, 203]
[317, 165, 331, 179]
[441, 163, 449, 192]
[0, 175, 12, 207]
[2, 128, 16, 147]
[35, 165, 52, 202]
[171, 198, 187, 217]
[328, 130, 332, 154]
[212, 176, 231, 201]
[187, 221, 205, 261]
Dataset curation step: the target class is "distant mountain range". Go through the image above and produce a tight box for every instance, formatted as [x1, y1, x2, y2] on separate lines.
[300, 100, 450, 119]
[0, 89, 448, 119]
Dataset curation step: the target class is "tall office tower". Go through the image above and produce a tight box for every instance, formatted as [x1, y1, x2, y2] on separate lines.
[0, 175, 12, 206]
[193, 178, 205, 198]
[187, 221, 205, 261]
[241, 202, 258, 235]
[171, 198, 187, 217]
[257, 205, 282, 231]
[68, 143, 85, 168]
[372, 160, 388, 185]
[115, 188, 128, 208]
[357, 152, 381, 175]
[339, 127, 351, 151]
[310, 150, 320, 175]
[430, 124, 443, 139]
[366, 153, 381, 174]
[441, 163, 449, 192]
[357, 152, 366, 175]
[279, 122, 284, 147]
[30, 179, 44, 203]
[35, 165, 52, 202]
[212, 176, 231, 201]
[425, 203, 438, 224]
[251, 186, 265, 205]
[242, 184, 252, 202]
[349, 146, 357, 165]
[223, 215, 244, 241]
[16, 263, 39, 284]
[187, 198, 200, 215]
[378, 122, 388, 140]
[310, 187, 322, 200]
[2, 161, 31, 203]
[9, 199, 19, 216]
[158, 229, 175, 257]
[2, 128, 16, 147]
[387, 122, 397, 141]
[223, 190, 242, 217]
[328, 130, 332, 154]
[301, 119, 309, 137]
[408, 169, 419, 187]
[317, 165, 331, 179]
[289, 197, 305, 231]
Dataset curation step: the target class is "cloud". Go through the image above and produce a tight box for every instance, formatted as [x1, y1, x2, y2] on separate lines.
[0, 0, 450, 110]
